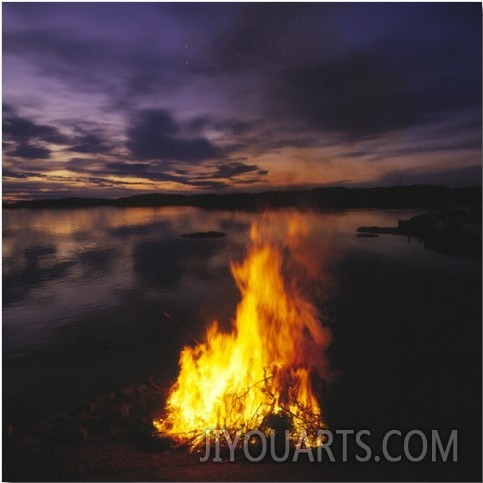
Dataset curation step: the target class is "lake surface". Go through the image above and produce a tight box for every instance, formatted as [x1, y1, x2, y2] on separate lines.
[2, 206, 481, 477]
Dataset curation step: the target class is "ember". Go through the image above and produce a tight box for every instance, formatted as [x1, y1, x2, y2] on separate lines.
[153, 215, 332, 450]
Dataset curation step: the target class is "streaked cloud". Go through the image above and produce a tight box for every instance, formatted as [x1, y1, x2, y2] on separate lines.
[2, 3, 481, 200]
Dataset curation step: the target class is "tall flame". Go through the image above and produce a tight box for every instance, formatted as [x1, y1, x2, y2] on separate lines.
[154, 214, 332, 448]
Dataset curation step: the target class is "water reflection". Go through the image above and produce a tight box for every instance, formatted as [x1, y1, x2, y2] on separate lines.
[2, 207, 480, 429]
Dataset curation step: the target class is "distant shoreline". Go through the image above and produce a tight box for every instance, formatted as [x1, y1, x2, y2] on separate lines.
[3, 185, 481, 211]
[357, 211, 482, 259]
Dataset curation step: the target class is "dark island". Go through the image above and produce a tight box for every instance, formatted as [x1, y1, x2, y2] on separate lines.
[181, 231, 225, 239]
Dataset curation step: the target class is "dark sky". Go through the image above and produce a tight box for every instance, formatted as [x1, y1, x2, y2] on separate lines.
[3, 3, 482, 200]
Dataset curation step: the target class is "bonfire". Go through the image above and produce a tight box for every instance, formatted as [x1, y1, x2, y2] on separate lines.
[153, 215, 332, 451]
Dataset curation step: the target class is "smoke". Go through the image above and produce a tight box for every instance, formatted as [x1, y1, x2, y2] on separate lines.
[249, 209, 340, 306]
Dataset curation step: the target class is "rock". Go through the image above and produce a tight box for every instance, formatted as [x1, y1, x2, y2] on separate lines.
[15, 433, 41, 451]
[6, 423, 14, 438]
[79, 427, 89, 440]
[75, 410, 92, 422]
[48, 413, 86, 442]
[109, 426, 122, 438]
[356, 233, 379, 238]
[88, 401, 98, 415]
[136, 384, 149, 394]
[32, 420, 54, 439]
[121, 385, 136, 400]
[120, 402, 131, 418]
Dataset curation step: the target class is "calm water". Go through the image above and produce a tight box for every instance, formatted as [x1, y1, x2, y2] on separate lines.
[3, 207, 481, 471]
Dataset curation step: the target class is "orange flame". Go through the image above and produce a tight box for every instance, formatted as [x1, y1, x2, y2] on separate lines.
[154, 214, 332, 448]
